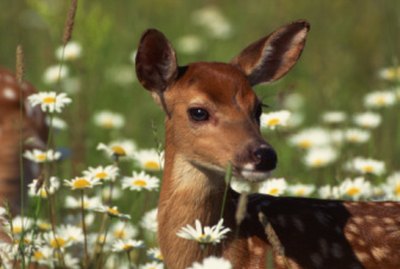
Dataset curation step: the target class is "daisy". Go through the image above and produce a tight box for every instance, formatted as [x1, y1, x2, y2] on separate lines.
[303, 147, 338, 168]
[64, 176, 102, 190]
[383, 172, 400, 200]
[28, 177, 60, 198]
[43, 65, 69, 84]
[353, 112, 381, 129]
[65, 195, 101, 210]
[260, 110, 291, 130]
[94, 205, 131, 220]
[58, 224, 84, 244]
[147, 247, 163, 262]
[176, 218, 230, 244]
[289, 128, 331, 149]
[140, 261, 164, 269]
[287, 184, 315, 197]
[140, 208, 158, 233]
[43, 231, 72, 249]
[4, 216, 33, 235]
[37, 219, 52, 231]
[134, 149, 163, 171]
[28, 91, 72, 113]
[177, 35, 204, 55]
[378, 66, 400, 81]
[83, 165, 119, 182]
[93, 110, 125, 129]
[56, 41, 82, 61]
[322, 111, 347, 124]
[110, 221, 138, 240]
[122, 171, 159, 191]
[349, 157, 386, 176]
[46, 116, 68, 130]
[31, 246, 53, 265]
[23, 149, 61, 163]
[344, 128, 370, 144]
[187, 256, 232, 269]
[364, 90, 397, 108]
[111, 239, 144, 252]
[258, 178, 287, 196]
[339, 177, 371, 200]
[192, 7, 232, 39]
[97, 139, 136, 159]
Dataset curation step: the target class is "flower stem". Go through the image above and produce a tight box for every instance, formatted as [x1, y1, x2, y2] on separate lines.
[80, 190, 89, 268]
[220, 163, 233, 219]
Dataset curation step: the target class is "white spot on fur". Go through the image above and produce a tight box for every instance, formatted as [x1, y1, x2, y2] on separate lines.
[352, 217, 364, 225]
[355, 251, 370, 262]
[2, 87, 16, 100]
[292, 217, 305, 232]
[347, 223, 359, 234]
[371, 246, 390, 261]
[310, 253, 323, 267]
[365, 215, 377, 222]
[383, 217, 395, 225]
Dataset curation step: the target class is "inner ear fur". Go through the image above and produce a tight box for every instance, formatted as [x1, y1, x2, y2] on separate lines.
[231, 20, 310, 86]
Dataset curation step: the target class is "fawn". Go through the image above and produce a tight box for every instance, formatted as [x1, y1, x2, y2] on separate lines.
[0, 68, 48, 212]
[135, 21, 400, 269]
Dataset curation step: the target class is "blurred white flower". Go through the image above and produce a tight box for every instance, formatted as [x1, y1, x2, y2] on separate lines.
[286, 113, 304, 128]
[192, 6, 232, 39]
[287, 184, 315, 197]
[134, 149, 164, 171]
[43, 65, 69, 84]
[318, 185, 340, 199]
[4, 216, 33, 235]
[147, 247, 163, 262]
[28, 177, 60, 198]
[112, 239, 144, 252]
[339, 177, 371, 200]
[258, 178, 287, 196]
[383, 172, 400, 200]
[94, 110, 125, 129]
[378, 66, 400, 81]
[260, 110, 291, 130]
[65, 195, 101, 210]
[97, 139, 137, 159]
[94, 205, 131, 220]
[110, 221, 138, 240]
[289, 128, 331, 149]
[140, 262, 164, 269]
[43, 231, 72, 249]
[64, 176, 102, 190]
[353, 112, 381, 129]
[106, 65, 135, 85]
[23, 149, 61, 163]
[58, 224, 84, 244]
[230, 178, 252, 193]
[83, 165, 119, 182]
[344, 128, 370, 144]
[187, 256, 232, 269]
[31, 246, 53, 265]
[101, 186, 123, 201]
[140, 208, 158, 233]
[130, 50, 137, 64]
[177, 35, 204, 54]
[28, 91, 72, 113]
[303, 147, 338, 168]
[56, 41, 82, 61]
[283, 93, 304, 111]
[177, 218, 230, 244]
[322, 111, 347, 124]
[364, 90, 397, 108]
[46, 116, 68, 130]
[330, 129, 345, 145]
[122, 171, 159, 191]
[348, 157, 386, 176]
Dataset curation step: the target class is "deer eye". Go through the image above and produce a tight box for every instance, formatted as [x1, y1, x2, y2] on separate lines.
[188, 107, 209, 122]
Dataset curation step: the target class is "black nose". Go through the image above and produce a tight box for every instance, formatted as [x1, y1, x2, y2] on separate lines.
[253, 146, 277, 171]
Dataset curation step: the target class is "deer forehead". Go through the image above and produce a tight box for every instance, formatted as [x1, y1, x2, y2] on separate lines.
[171, 62, 258, 110]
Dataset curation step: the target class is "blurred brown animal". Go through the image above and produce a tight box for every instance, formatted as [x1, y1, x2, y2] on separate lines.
[0, 68, 48, 213]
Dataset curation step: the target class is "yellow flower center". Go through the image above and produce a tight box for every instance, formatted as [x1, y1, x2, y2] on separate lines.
[95, 172, 108, 179]
[12, 226, 22, 234]
[123, 244, 134, 251]
[267, 118, 280, 126]
[312, 159, 324, 167]
[111, 146, 126, 156]
[72, 178, 91, 189]
[268, 188, 280, 196]
[295, 189, 305, 196]
[346, 187, 360, 196]
[102, 119, 115, 128]
[132, 179, 147, 187]
[144, 161, 160, 170]
[36, 153, 47, 161]
[362, 165, 374, 173]
[50, 237, 66, 248]
[43, 96, 56, 104]
[38, 222, 51, 231]
[108, 207, 120, 216]
[34, 251, 44, 260]
[298, 140, 311, 149]
[114, 230, 126, 239]
[375, 96, 386, 106]
[39, 188, 48, 198]
[395, 185, 400, 196]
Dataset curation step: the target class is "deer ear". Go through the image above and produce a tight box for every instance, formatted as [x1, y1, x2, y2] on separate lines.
[231, 20, 310, 86]
[135, 29, 178, 95]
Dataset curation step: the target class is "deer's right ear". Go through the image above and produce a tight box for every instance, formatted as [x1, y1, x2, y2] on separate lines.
[135, 29, 178, 102]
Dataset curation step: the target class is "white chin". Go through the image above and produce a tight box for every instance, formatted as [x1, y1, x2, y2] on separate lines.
[240, 170, 271, 182]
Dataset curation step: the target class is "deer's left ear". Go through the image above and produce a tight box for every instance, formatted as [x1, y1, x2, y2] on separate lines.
[231, 20, 310, 86]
